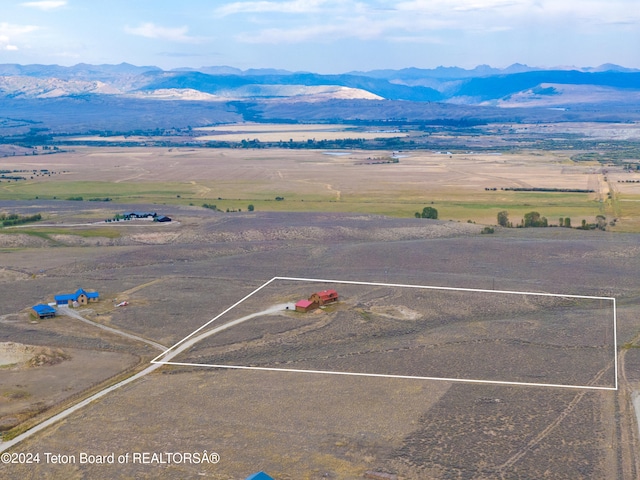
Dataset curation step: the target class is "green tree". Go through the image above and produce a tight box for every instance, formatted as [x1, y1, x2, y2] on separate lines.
[497, 210, 509, 227]
[523, 211, 540, 227]
[564, 217, 571, 228]
[420, 206, 438, 219]
[248, 204, 254, 212]
[523, 211, 548, 228]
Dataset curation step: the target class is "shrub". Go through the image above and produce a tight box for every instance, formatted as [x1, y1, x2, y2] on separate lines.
[415, 206, 438, 219]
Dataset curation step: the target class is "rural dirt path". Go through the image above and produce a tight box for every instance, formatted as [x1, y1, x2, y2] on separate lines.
[494, 360, 616, 477]
[59, 307, 166, 351]
[152, 303, 294, 364]
[190, 180, 212, 198]
[119, 278, 169, 296]
[0, 303, 291, 453]
[616, 331, 640, 478]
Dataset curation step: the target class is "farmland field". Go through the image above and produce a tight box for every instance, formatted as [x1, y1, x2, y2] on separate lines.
[175, 278, 617, 389]
[0, 122, 640, 478]
[0, 200, 639, 478]
[1, 141, 638, 229]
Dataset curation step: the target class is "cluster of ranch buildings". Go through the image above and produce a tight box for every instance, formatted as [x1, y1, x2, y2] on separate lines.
[106, 211, 172, 223]
[295, 289, 339, 312]
[31, 288, 100, 319]
[32, 286, 340, 321]
[123, 211, 172, 222]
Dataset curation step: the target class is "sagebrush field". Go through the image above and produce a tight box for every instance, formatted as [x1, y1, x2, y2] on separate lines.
[1, 124, 640, 478]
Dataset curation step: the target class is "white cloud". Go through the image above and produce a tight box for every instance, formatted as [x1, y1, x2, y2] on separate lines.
[224, 0, 526, 44]
[394, 0, 640, 26]
[235, 13, 393, 43]
[221, 0, 640, 39]
[388, 35, 445, 44]
[237, 24, 341, 43]
[21, 0, 67, 10]
[0, 23, 40, 36]
[124, 23, 199, 43]
[215, 0, 332, 16]
[0, 22, 39, 51]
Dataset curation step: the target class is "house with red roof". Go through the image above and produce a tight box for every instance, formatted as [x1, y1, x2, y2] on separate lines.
[295, 289, 339, 313]
[309, 289, 339, 306]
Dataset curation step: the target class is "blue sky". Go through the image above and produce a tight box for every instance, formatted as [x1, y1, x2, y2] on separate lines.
[1, 0, 639, 72]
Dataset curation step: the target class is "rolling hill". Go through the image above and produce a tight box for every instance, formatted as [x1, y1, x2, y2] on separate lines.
[1, 62, 639, 133]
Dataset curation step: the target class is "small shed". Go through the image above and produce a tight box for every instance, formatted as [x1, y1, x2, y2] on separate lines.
[32, 304, 56, 319]
[295, 299, 317, 313]
[309, 289, 339, 306]
[155, 215, 172, 222]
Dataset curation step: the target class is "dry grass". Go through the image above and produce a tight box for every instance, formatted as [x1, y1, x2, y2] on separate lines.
[0, 207, 638, 478]
[0, 145, 634, 228]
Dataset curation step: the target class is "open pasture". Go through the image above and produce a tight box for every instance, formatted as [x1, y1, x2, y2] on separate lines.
[175, 278, 617, 389]
[1, 206, 639, 478]
[1, 144, 634, 228]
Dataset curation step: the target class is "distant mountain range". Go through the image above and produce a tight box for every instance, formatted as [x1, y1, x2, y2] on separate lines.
[1, 62, 638, 106]
[1, 62, 640, 132]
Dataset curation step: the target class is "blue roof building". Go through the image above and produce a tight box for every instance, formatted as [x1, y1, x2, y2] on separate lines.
[245, 472, 274, 480]
[54, 288, 100, 306]
[32, 304, 56, 319]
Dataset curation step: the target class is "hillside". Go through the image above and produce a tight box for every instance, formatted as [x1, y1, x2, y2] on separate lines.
[1, 62, 640, 134]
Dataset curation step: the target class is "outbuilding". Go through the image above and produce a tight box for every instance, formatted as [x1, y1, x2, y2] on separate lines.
[32, 304, 56, 319]
[295, 299, 317, 313]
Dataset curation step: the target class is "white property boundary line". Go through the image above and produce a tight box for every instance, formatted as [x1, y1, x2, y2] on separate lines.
[152, 276, 618, 391]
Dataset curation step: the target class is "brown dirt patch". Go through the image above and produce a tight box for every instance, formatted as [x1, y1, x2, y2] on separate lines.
[0, 344, 138, 431]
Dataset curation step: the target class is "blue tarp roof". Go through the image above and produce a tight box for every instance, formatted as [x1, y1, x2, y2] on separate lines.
[54, 289, 99, 301]
[245, 472, 274, 480]
[55, 293, 76, 301]
[32, 304, 56, 315]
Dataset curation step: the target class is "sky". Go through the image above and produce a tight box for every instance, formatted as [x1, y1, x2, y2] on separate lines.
[1, 0, 639, 73]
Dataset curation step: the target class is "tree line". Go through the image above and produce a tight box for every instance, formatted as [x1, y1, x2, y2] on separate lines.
[1, 213, 42, 227]
[497, 210, 609, 230]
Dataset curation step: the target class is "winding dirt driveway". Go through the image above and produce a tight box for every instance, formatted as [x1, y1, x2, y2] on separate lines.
[0, 303, 292, 453]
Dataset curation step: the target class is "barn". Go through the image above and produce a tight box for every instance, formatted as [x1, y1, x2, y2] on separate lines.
[32, 304, 56, 319]
[295, 289, 339, 313]
[55, 288, 100, 306]
[295, 299, 317, 313]
[309, 289, 339, 306]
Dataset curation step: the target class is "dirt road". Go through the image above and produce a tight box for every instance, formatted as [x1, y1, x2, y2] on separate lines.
[0, 303, 291, 453]
[59, 307, 166, 351]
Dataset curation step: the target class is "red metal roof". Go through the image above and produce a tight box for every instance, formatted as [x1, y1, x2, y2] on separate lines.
[316, 289, 338, 300]
[296, 299, 314, 308]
